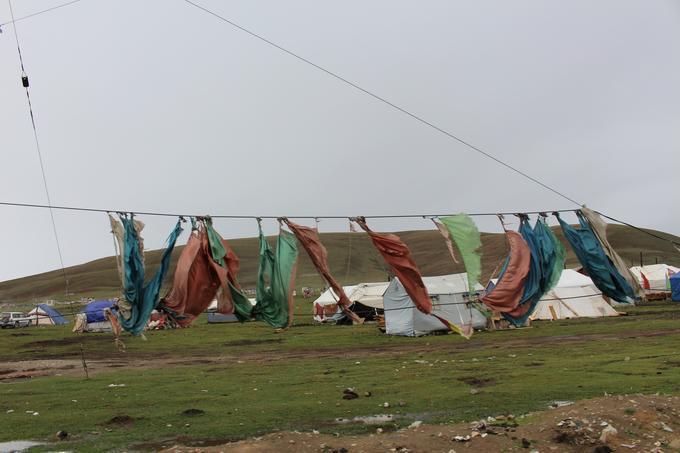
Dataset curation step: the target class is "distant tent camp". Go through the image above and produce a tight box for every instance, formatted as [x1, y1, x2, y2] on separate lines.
[530, 269, 619, 320]
[26, 304, 68, 326]
[73, 300, 117, 333]
[206, 297, 256, 323]
[313, 282, 388, 324]
[383, 273, 487, 337]
[629, 264, 680, 293]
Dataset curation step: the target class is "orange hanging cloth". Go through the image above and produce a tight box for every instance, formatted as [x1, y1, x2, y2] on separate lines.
[353, 217, 432, 314]
[160, 220, 246, 326]
[481, 231, 531, 313]
[283, 219, 364, 324]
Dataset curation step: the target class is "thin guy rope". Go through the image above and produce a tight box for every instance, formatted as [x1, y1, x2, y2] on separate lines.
[182, 0, 582, 207]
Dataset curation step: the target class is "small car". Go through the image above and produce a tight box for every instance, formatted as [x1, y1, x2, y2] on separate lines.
[0, 312, 32, 328]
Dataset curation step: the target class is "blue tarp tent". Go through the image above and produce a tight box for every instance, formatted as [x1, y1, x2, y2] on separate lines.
[27, 304, 68, 325]
[82, 300, 117, 323]
[671, 272, 680, 302]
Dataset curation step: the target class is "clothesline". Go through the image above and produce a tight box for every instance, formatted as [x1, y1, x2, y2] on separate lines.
[2, 199, 677, 248]
[0, 200, 578, 219]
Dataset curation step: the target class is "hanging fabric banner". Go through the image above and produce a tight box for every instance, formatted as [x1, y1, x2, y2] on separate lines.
[116, 215, 183, 335]
[580, 207, 644, 300]
[353, 217, 432, 314]
[555, 211, 636, 303]
[434, 214, 482, 294]
[283, 219, 363, 324]
[502, 216, 545, 326]
[203, 218, 254, 319]
[159, 218, 251, 326]
[160, 226, 210, 325]
[252, 221, 299, 329]
[481, 231, 531, 313]
[533, 216, 565, 292]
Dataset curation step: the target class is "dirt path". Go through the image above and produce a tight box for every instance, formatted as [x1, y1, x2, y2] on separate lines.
[161, 395, 680, 452]
[2, 327, 680, 380]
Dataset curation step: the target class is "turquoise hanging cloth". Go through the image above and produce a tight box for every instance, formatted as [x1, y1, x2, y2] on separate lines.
[502, 215, 545, 326]
[555, 211, 635, 303]
[533, 216, 565, 292]
[118, 215, 183, 335]
[252, 222, 299, 329]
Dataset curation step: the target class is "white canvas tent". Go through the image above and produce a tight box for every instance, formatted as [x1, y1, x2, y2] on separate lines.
[313, 283, 388, 323]
[530, 269, 619, 320]
[630, 264, 679, 292]
[207, 298, 256, 323]
[383, 273, 487, 337]
[26, 304, 68, 326]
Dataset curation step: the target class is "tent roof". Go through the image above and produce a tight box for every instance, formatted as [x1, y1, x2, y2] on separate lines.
[555, 269, 597, 288]
[314, 286, 359, 306]
[420, 273, 485, 294]
[346, 282, 390, 309]
[82, 300, 117, 323]
[491, 269, 595, 289]
[207, 298, 256, 311]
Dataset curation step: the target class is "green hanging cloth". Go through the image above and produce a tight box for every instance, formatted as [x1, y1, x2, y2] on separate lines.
[117, 215, 183, 336]
[252, 222, 299, 329]
[533, 217, 566, 292]
[436, 214, 483, 294]
[204, 218, 255, 321]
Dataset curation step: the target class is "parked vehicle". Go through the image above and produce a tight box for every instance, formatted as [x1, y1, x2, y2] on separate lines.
[0, 312, 32, 328]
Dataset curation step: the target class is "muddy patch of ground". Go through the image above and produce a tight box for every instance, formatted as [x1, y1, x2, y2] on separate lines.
[104, 415, 135, 427]
[457, 376, 495, 387]
[2, 327, 680, 380]
[223, 338, 283, 347]
[162, 395, 680, 452]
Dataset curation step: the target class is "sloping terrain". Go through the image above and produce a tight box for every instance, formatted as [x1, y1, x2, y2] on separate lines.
[0, 224, 678, 303]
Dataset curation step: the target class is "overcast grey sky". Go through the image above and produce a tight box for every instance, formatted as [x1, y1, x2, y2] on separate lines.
[1, 0, 678, 282]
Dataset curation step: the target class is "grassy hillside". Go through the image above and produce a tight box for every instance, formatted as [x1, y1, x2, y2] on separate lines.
[0, 224, 678, 303]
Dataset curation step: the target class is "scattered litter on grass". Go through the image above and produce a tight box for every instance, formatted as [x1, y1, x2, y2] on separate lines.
[0, 441, 44, 452]
[550, 400, 574, 408]
[335, 414, 395, 425]
[342, 389, 358, 400]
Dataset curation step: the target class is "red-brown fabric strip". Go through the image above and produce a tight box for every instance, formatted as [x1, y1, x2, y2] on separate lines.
[161, 226, 247, 326]
[480, 231, 531, 313]
[354, 218, 432, 314]
[283, 219, 363, 324]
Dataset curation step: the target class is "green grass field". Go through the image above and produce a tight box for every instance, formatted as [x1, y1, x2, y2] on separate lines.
[1, 299, 678, 452]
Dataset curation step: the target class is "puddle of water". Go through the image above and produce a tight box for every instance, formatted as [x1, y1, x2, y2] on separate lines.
[0, 440, 45, 453]
[335, 414, 395, 425]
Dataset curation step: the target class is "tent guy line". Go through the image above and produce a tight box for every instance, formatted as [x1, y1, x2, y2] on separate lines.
[0, 0, 84, 27]
[181, 0, 582, 207]
[7, 0, 70, 294]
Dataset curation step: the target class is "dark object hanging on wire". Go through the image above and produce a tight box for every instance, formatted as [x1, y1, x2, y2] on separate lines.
[22, 74, 29, 87]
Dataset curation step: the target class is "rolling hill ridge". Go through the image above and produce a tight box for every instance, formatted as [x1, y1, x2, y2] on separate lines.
[0, 224, 678, 303]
